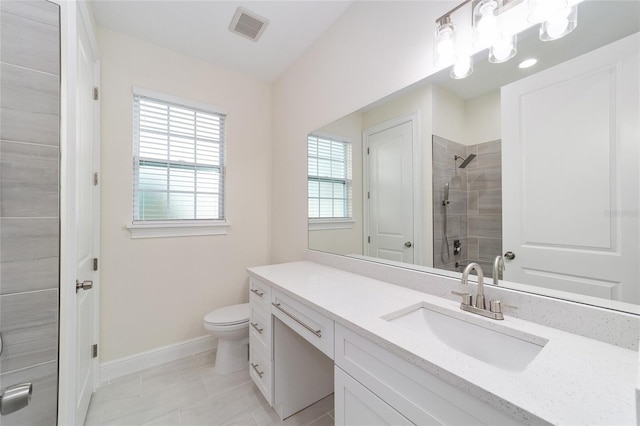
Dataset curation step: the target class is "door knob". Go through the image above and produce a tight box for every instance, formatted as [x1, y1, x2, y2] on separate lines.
[504, 251, 516, 260]
[404, 241, 412, 248]
[76, 280, 93, 293]
[1, 383, 32, 416]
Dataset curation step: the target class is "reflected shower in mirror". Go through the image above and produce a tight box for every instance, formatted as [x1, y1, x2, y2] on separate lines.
[308, 1, 640, 314]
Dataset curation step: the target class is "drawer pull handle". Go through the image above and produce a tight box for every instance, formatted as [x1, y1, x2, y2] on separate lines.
[272, 303, 322, 338]
[250, 362, 264, 378]
[250, 288, 264, 297]
[250, 322, 264, 334]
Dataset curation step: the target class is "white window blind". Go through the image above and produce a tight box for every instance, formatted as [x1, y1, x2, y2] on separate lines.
[308, 134, 352, 219]
[133, 92, 226, 222]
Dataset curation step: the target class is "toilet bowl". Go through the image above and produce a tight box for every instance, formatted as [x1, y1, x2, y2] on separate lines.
[204, 303, 250, 374]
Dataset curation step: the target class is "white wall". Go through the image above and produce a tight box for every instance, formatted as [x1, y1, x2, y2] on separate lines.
[432, 84, 466, 144]
[466, 90, 501, 144]
[309, 112, 364, 256]
[432, 86, 501, 146]
[272, 1, 452, 263]
[98, 28, 272, 362]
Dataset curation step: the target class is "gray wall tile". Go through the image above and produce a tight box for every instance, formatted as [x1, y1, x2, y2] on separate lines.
[0, 361, 57, 426]
[0, 289, 58, 373]
[468, 214, 502, 239]
[477, 139, 501, 154]
[0, 1, 60, 75]
[0, 4, 60, 426]
[467, 167, 501, 191]
[478, 237, 502, 262]
[0, 64, 59, 146]
[0, 141, 59, 217]
[432, 135, 448, 165]
[0, 1, 59, 26]
[0, 218, 59, 295]
[477, 189, 502, 215]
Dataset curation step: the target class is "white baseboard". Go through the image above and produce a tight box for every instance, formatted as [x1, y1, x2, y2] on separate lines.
[99, 335, 216, 384]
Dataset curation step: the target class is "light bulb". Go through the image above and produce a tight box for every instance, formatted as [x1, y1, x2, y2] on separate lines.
[529, 0, 568, 23]
[475, 1, 499, 45]
[434, 21, 456, 67]
[489, 34, 517, 63]
[540, 4, 578, 41]
[492, 41, 512, 61]
[437, 36, 454, 58]
[451, 56, 473, 79]
[545, 17, 569, 39]
[544, 6, 571, 39]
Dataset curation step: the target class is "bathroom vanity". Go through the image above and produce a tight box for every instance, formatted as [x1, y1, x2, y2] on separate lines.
[248, 261, 638, 425]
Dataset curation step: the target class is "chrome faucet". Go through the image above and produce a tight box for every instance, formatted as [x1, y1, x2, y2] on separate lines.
[462, 263, 485, 309]
[493, 255, 505, 285]
[454, 263, 504, 320]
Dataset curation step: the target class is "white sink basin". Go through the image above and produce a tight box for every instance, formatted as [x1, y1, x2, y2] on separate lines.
[384, 303, 547, 372]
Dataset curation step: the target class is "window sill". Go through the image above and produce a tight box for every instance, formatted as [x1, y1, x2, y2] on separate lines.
[308, 218, 355, 231]
[126, 220, 230, 239]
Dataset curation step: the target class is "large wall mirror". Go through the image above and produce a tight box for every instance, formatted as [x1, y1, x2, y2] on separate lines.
[308, 0, 640, 314]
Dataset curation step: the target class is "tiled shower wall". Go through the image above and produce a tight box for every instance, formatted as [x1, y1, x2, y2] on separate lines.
[432, 135, 502, 278]
[0, 1, 60, 425]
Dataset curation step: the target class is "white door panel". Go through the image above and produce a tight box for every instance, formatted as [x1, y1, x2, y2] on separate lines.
[502, 34, 639, 304]
[75, 8, 99, 423]
[366, 119, 415, 263]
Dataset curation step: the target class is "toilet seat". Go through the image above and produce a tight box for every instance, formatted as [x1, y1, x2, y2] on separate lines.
[204, 303, 250, 326]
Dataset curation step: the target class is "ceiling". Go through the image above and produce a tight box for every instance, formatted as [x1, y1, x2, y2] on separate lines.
[89, 0, 353, 82]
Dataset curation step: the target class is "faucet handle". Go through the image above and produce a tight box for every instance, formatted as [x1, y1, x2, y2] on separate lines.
[451, 291, 472, 306]
[490, 300, 518, 314]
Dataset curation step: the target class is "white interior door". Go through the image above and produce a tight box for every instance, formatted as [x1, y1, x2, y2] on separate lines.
[75, 8, 100, 423]
[502, 34, 639, 304]
[365, 118, 415, 263]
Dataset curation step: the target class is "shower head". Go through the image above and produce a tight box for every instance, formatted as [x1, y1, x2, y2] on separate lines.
[455, 154, 476, 168]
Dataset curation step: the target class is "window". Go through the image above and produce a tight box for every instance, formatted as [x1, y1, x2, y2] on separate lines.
[128, 88, 229, 238]
[307, 134, 352, 220]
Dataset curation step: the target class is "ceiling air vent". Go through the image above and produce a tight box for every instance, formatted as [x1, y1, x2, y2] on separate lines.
[229, 7, 269, 42]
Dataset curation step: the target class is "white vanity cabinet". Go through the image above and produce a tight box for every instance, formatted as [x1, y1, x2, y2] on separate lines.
[334, 324, 524, 426]
[248, 278, 334, 419]
[249, 277, 274, 404]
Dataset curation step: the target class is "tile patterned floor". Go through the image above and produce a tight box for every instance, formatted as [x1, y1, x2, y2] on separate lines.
[85, 351, 334, 426]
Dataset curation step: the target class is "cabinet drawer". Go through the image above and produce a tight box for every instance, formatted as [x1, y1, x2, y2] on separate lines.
[249, 303, 271, 357]
[335, 324, 523, 426]
[271, 289, 334, 359]
[249, 277, 271, 310]
[335, 366, 414, 426]
[250, 344, 273, 405]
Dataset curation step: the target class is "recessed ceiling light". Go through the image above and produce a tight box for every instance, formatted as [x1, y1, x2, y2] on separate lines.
[518, 58, 538, 69]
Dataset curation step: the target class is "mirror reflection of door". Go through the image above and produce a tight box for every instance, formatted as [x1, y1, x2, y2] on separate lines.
[364, 115, 417, 264]
[502, 34, 639, 303]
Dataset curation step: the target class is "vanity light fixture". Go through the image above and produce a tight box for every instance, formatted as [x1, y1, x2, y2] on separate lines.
[435, 0, 579, 79]
[489, 33, 517, 63]
[451, 55, 474, 79]
[434, 15, 457, 67]
[473, 0, 500, 47]
[528, 0, 578, 41]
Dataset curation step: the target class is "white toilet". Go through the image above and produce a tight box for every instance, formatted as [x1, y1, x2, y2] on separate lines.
[203, 303, 250, 374]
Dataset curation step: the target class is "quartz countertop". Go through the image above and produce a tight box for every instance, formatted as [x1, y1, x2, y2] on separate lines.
[248, 261, 638, 426]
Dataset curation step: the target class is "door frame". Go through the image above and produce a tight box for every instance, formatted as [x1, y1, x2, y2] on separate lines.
[57, 1, 101, 424]
[362, 112, 422, 264]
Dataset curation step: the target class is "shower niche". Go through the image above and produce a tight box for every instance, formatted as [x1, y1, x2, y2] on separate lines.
[432, 135, 502, 278]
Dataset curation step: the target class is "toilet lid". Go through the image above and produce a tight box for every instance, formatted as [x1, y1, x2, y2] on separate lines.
[204, 303, 250, 326]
